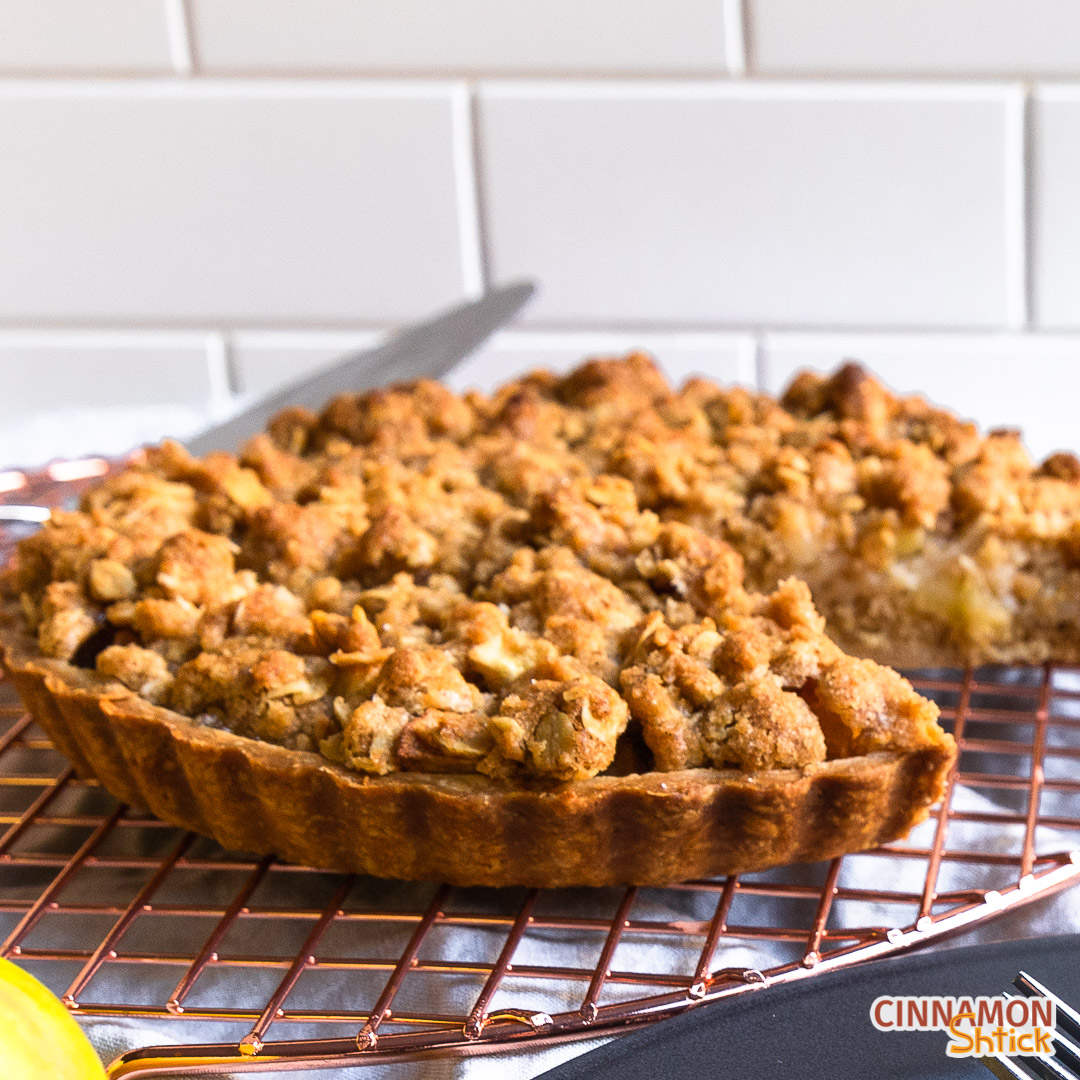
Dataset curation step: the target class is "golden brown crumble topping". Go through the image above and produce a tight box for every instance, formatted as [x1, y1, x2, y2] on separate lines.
[5, 354, 1002, 782]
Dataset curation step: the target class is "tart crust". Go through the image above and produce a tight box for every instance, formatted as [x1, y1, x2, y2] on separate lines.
[0, 614, 954, 887]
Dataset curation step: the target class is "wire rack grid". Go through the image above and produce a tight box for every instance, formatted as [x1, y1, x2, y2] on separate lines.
[2, 459, 1080, 1077]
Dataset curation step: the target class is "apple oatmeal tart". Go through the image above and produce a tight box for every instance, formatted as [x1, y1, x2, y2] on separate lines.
[0, 357, 969, 886]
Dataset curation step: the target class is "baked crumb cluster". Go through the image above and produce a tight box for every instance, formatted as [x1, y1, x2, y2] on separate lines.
[2, 356, 968, 781]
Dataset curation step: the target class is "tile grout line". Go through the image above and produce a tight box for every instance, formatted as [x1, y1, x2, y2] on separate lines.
[0, 77, 1033, 100]
[475, 78, 1025, 102]
[0, 330, 217, 347]
[747, 335, 765, 389]
[205, 332, 235, 406]
[7, 325, 1080, 341]
[451, 82, 487, 298]
[723, 0, 748, 78]
[1004, 83, 1029, 330]
[0, 79, 462, 99]
[1023, 83, 1038, 330]
[162, 0, 195, 76]
[469, 87, 496, 299]
[230, 329, 387, 349]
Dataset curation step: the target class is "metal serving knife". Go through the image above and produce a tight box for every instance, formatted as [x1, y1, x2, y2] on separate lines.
[186, 279, 535, 455]
[0, 280, 535, 524]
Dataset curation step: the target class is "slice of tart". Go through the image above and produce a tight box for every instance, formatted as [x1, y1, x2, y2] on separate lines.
[0, 388, 955, 886]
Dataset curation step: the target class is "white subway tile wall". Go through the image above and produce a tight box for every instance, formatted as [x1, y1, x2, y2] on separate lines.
[230, 332, 385, 397]
[0, 0, 172, 73]
[748, 1, 1080, 77]
[188, 0, 731, 76]
[0, 85, 470, 324]
[1032, 88, 1080, 328]
[478, 84, 1018, 327]
[0, 2, 1078, 467]
[0, 339, 215, 418]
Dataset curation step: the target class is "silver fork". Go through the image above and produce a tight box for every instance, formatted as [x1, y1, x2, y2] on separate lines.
[980, 973, 1080, 1079]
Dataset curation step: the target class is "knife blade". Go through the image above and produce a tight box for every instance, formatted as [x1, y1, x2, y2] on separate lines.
[184, 279, 535, 456]
[0, 281, 535, 525]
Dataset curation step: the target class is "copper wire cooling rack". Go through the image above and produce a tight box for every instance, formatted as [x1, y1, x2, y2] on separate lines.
[3, 460, 1080, 1077]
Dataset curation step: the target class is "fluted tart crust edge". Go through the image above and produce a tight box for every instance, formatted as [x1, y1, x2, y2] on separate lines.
[0, 614, 955, 888]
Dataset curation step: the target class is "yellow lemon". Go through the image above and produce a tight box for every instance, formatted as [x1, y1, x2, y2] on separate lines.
[0, 956, 106, 1079]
